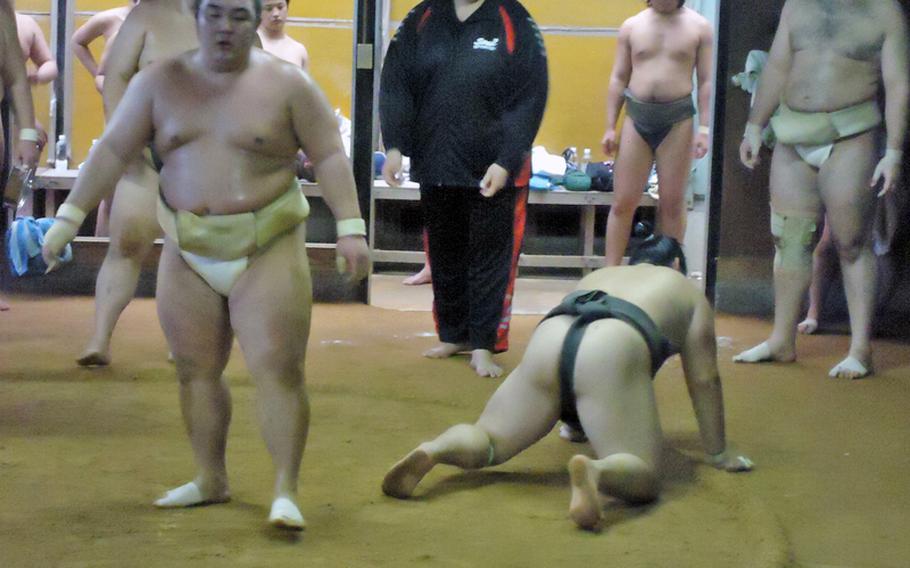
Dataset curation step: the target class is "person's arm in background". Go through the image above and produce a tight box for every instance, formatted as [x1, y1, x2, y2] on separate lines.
[481, 7, 549, 197]
[20, 15, 57, 85]
[378, 5, 422, 186]
[693, 16, 714, 159]
[602, 20, 632, 156]
[72, 11, 114, 92]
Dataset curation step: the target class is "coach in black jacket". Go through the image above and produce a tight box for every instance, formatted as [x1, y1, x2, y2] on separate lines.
[380, 0, 548, 378]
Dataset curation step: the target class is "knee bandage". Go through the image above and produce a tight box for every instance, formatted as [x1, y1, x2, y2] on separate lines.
[770, 210, 817, 270]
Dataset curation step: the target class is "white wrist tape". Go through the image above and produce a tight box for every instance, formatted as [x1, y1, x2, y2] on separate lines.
[698, 125, 710, 135]
[743, 122, 762, 140]
[56, 203, 87, 227]
[336, 218, 366, 238]
[19, 128, 39, 142]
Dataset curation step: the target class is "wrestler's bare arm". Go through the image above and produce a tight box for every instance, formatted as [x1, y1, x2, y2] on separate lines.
[288, 69, 362, 222]
[746, 1, 794, 127]
[694, 17, 714, 129]
[100, 9, 147, 118]
[21, 16, 57, 84]
[678, 295, 725, 457]
[65, 70, 156, 213]
[880, 1, 909, 152]
[605, 21, 632, 131]
[1, 11, 36, 132]
[72, 11, 118, 78]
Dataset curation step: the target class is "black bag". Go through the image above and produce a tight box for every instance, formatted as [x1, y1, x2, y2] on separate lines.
[585, 161, 614, 192]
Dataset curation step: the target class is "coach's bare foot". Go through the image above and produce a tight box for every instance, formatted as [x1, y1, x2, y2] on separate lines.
[797, 317, 818, 335]
[423, 342, 469, 359]
[153, 480, 230, 508]
[0, 297, 10, 311]
[732, 341, 795, 364]
[402, 264, 432, 286]
[382, 447, 436, 499]
[76, 348, 111, 367]
[568, 455, 603, 531]
[470, 349, 503, 378]
[269, 496, 305, 530]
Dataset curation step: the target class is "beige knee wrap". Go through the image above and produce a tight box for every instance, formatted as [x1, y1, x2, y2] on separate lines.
[770, 209, 818, 270]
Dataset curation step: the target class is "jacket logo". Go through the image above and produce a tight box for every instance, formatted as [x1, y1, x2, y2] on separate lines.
[473, 37, 500, 51]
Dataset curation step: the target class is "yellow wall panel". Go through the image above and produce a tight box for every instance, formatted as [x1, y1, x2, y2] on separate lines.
[287, 1, 353, 20]
[286, 26, 353, 116]
[71, 15, 107, 163]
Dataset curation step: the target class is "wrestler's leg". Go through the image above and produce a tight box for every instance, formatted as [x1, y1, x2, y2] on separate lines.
[79, 160, 160, 366]
[229, 223, 312, 529]
[568, 322, 661, 530]
[818, 131, 878, 379]
[94, 198, 111, 237]
[734, 143, 820, 363]
[653, 118, 695, 242]
[154, 239, 233, 508]
[382, 318, 566, 499]
[799, 218, 836, 334]
[605, 124, 655, 266]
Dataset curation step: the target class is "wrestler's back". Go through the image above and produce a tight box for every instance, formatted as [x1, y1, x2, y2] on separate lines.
[625, 8, 703, 102]
[785, 0, 884, 112]
[153, 52, 303, 215]
[575, 266, 701, 349]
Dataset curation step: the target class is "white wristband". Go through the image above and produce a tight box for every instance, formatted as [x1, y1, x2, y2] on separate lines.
[336, 218, 366, 238]
[698, 125, 710, 136]
[19, 128, 39, 142]
[743, 122, 762, 139]
[56, 203, 87, 227]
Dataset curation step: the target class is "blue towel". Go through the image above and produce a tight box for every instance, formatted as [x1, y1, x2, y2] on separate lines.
[5, 216, 73, 277]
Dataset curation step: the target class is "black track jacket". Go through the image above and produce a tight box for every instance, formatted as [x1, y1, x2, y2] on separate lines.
[380, 0, 549, 187]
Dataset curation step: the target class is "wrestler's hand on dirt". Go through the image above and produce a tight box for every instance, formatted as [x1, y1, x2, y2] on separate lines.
[382, 149, 404, 187]
[708, 449, 754, 473]
[41, 218, 80, 273]
[870, 149, 903, 197]
[336, 235, 372, 282]
[693, 132, 710, 159]
[480, 163, 509, 198]
[739, 123, 763, 170]
[601, 129, 618, 156]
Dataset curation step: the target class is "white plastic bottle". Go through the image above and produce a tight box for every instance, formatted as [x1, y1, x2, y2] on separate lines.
[55, 135, 68, 170]
[581, 148, 592, 171]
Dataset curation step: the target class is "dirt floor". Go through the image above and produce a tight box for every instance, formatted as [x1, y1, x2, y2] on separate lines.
[1, 294, 908, 568]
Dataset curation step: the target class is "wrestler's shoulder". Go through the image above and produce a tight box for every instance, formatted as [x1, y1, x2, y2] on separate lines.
[251, 49, 312, 86]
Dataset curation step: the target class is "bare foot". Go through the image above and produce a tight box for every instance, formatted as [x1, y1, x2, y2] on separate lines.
[153, 480, 230, 508]
[77, 349, 111, 367]
[269, 496, 305, 530]
[402, 265, 432, 286]
[828, 355, 872, 380]
[423, 342, 469, 359]
[797, 318, 818, 335]
[470, 349, 503, 378]
[568, 455, 603, 531]
[382, 447, 436, 499]
[0, 299, 10, 311]
[732, 341, 795, 364]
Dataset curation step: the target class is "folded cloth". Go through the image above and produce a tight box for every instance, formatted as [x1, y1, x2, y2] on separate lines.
[530, 174, 553, 191]
[5, 216, 73, 276]
[531, 145, 567, 177]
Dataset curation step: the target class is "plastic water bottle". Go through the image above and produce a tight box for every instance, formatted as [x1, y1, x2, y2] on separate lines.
[55, 135, 68, 170]
[581, 148, 591, 171]
[568, 146, 578, 170]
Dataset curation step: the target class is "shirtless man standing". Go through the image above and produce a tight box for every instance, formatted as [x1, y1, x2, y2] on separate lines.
[735, 0, 908, 379]
[601, 0, 713, 267]
[71, 0, 139, 93]
[76, 0, 198, 366]
[257, 0, 308, 70]
[382, 249, 752, 532]
[14, 9, 58, 86]
[43, 0, 370, 530]
[1, 0, 41, 311]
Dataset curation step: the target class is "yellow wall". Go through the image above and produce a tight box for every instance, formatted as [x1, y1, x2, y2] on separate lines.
[388, 0, 644, 162]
